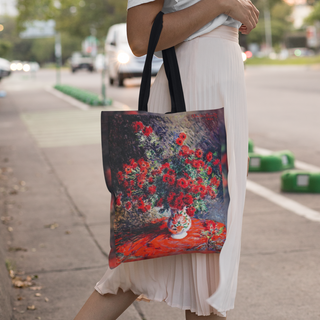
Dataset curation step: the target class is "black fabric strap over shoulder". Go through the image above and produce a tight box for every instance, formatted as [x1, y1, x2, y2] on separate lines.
[138, 11, 186, 113]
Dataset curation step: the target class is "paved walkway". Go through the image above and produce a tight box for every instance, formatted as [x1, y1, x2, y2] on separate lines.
[1, 77, 320, 320]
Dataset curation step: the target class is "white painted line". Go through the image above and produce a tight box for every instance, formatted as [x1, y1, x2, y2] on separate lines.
[246, 180, 320, 222]
[45, 86, 89, 111]
[255, 147, 320, 172]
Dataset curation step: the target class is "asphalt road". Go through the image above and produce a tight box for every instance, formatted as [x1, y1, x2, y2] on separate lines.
[1, 66, 320, 320]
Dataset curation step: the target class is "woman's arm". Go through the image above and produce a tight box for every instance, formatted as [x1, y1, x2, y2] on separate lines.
[127, 0, 259, 57]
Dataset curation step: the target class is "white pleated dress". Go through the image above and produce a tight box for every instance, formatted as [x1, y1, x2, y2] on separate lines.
[95, 21, 248, 319]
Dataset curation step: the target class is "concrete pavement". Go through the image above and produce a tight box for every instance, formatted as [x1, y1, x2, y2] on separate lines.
[1, 68, 320, 320]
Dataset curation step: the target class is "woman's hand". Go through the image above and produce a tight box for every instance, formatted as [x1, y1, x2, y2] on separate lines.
[221, 0, 259, 34]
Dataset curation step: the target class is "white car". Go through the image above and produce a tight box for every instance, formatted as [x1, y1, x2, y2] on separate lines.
[105, 23, 162, 87]
[0, 58, 11, 80]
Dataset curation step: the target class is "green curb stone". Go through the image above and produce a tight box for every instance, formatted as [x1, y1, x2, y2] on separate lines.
[281, 170, 320, 193]
[249, 150, 295, 172]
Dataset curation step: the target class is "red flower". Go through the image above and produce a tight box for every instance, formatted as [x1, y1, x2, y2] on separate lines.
[116, 196, 121, 206]
[179, 132, 187, 140]
[176, 138, 184, 146]
[133, 121, 143, 132]
[161, 163, 170, 169]
[192, 160, 201, 169]
[199, 185, 207, 194]
[183, 172, 190, 178]
[167, 192, 176, 205]
[138, 181, 144, 188]
[207, 166, 212, 175]
[177, 178, 188, 189]
[123, 181, 129, 188]
[148, 185, 156, 194]
[192, 185, 200, 194]
[151, 170, 160, 176]
[195, 149, 203, 158]
[130, 180, 134, 186]
[183, 194, 193, 205]
[127, 190, 132, 197]
[174, 196, 184, 210]
[213, 159, 220, 166]
[167, 175, 175, 185]
[156, 198, 163, 207]
[197, 177, 203, 183]
[163, 174, 170, 183]
[142, 126, 153, 136]
[124, 166, 132, 174]
[140, 168, 148, 175]
[167, 169, 175, 175]
[188, 179, 195, 187]
[206, 221, 216, 231]
[146, 204, 151, 210]
[208, 188, 216, 198]
[148, 177, 154, 183]
[216, 180, 221, 187]
[186, 207, 196, 217]
[198, 160, 205, 167]
[210, 177, 218, 185]
[206, 152, 213, 162]
[125, 202, 132, 210]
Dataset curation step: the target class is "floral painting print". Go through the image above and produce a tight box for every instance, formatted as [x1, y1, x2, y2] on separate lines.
[101, 108, 230, 269]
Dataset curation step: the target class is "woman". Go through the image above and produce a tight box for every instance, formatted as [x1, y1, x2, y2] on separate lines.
[74, 0, 259, 319]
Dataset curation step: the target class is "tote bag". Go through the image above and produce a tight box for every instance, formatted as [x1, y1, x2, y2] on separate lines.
[101, 12, 230, 269]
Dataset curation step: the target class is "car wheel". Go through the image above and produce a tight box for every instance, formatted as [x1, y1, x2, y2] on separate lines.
[118, 74, 124, 87]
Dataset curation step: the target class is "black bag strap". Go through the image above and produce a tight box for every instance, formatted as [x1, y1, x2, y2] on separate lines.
[138, 11, 186, 113]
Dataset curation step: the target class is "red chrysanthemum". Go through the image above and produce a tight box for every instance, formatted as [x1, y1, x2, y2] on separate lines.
[197, 177, 203, 183]
[125, 166, 132, 174]
[186, 207, 196, 217]
[177, 178, 188, 189]
[123, 181, 129, 188]
[125, 202, 132, 210]
[207, 166, 212, 175]
[116, 196, 121, 206]
[206, 152, 213, 162]
[192, 160, 201, 169]
[199, 185, 207, 194]
[167, 175, 175, 186]
[176, 138, 184, 146]
[183, 194, 193, 205]
[156, 198, 163, 207]
[138, 181, 144, 188]
[163, 174, 170, 183]
[146, 204, 151, 211]
[130, 180, 134, 186]
[132, 121, 143, 132]
[195, 149, 203, 158]
[148, 177, 153, 184]
[167, 169, 175, 175]
[148, 185, 156, 194]
[127, 190, 132, 197]
[213, 159, 220, 166]
[179, 132, 187, 140]
[142, 126, 153, 137]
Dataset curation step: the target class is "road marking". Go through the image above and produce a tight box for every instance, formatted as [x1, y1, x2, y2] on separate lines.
[246, 180, 320, 222]
[255, 147, 320, 172]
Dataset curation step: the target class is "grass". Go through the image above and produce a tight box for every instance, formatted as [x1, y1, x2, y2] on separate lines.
[54, 84, 112, 106]
[245, 55, 320, 65]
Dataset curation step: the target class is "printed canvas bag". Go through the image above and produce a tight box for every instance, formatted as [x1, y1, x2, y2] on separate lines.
[101, 12, 230, 268]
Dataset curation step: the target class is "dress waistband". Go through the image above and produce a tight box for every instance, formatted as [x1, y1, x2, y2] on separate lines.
[197, 26, 239, 43]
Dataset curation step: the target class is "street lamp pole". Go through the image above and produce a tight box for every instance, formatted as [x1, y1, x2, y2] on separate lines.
[264, 1, 273, 53]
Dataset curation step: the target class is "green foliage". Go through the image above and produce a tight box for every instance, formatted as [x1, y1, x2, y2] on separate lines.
[248, 0, 293, 45]
[16, 0, 127, 41]
[0, 40, 12, 58]
[305, 1, 320, 24]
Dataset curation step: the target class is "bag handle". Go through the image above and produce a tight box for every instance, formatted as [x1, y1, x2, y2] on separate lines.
[138, 11, 186, 113]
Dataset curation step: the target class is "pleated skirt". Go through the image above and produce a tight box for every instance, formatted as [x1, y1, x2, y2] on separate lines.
[95, 25, 248, 317]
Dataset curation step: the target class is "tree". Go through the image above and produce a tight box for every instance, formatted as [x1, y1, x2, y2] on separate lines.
[16, 0, 127, 41]
[247, 0, 294, 46]
[305, 1, 320, 24]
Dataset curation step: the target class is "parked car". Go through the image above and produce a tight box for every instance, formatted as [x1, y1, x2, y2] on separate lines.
[0, 58, 11, 81]
[70, 52, 94, 73]
[105, 23, 162, 87]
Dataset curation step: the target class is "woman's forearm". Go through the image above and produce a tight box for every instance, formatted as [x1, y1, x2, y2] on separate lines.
[127, 0, 226, 56]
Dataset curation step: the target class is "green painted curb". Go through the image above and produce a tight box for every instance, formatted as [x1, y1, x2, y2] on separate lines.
[281, 170, 320, 193]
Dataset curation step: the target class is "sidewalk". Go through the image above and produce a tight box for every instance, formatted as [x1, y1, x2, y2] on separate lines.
[1, 77, 320, 320]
